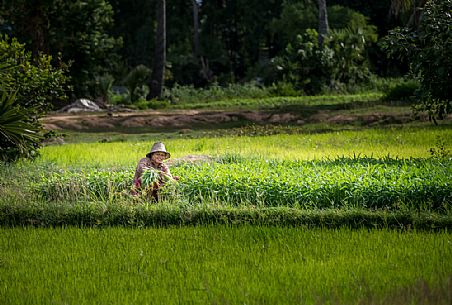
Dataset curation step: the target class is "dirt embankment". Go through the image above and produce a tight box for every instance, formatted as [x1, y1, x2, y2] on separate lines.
[42, 109, 418, 131]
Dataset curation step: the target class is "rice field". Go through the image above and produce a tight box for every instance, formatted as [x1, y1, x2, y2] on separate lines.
[37, 126, 451, 168]
[30, 157, 451, 212]
[1, 120, 451, 304]
[1, 226, 451, 305]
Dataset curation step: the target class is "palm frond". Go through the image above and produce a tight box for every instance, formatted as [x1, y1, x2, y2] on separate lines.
[0, 91, 43, 161]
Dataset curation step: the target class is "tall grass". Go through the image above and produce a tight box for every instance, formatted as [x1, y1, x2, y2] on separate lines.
[1, 226, 451, 305]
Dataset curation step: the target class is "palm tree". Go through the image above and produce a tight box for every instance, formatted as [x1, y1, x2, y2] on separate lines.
[192, 0, 201, 58]
[318, 0, 329, 47]
[150, 0, 166, 99]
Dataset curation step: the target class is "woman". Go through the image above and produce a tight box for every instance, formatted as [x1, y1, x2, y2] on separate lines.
[132, 142, 178, 200]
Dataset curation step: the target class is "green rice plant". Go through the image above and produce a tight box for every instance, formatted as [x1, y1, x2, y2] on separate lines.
[172, 157, 451, 211]
[36, 126, 451, 168]
[0, 226, 451, 304]
[138, 167, 179, 199]
[140, 167, 160, 187]
[33, 169, 134, 202]
[29, 156, 451, 213]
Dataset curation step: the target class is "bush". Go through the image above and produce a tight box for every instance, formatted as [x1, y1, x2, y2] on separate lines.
[273, 28, 372, 94]
[269, 82, 301, 97]
[0, 35, 70, 162]
[382, 79, 419, 103]
[0, 35, 70, 113]
[123, 65, 151, 103]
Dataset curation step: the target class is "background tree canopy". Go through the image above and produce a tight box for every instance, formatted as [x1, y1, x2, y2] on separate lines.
[1, 0, 399, 97]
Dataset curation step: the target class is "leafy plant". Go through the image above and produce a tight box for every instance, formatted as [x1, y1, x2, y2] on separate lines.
[381, 0, 452, 123]
[382, 79, 419, 103]
[123, 65, 151, 103]
[0, 36, 69, 162]
[141, 167, 161, 188]
[139, 167, 178, 199]
[0, 35, 70, 112]
[429, 136, 450, 159]
[94, 74, 115, 105]
[0, 92, 42, 161]
[274, 28, 371, 94]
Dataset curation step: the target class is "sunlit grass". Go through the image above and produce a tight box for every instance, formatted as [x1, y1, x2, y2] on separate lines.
[37, 126, 451, 168]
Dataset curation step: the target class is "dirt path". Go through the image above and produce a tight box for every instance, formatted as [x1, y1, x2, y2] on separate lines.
[42, 108, 420, 131]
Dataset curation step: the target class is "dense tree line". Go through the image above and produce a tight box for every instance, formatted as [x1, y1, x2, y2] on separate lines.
[0, 0, 408, 99]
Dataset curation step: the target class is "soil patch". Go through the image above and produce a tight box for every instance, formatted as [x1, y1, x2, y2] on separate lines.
[42, 109, 424, 132]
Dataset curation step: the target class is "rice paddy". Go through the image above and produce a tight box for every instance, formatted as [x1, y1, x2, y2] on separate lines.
[1, 226, 451, 305]
[1, 105, 451, 304]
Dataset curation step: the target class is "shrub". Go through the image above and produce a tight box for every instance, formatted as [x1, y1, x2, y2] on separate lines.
[0, 35, 70, 162]
[132, 99, 170, 110]
[382, 79, 419, 103]
[274, 28, 372, 94]
[123, 65, 151, 103]
[0, 35, 70, 113]
[166, 82, 272, 104]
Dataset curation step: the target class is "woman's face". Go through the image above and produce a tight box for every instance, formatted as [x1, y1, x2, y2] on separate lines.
[151, 152, 167, 164]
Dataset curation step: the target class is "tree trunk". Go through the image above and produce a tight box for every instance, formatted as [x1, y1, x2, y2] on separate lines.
[318, 0, 329, 47]
[15, 0, 49, 58]
[192, 0, 200, 58]
[150, 0, 166, 99]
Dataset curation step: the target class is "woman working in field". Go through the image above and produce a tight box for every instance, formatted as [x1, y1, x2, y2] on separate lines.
[132, 142, 178, 201]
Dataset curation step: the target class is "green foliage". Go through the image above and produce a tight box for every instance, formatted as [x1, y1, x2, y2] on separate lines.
[47, 0, 123, 98]
[271, 3, 378, 55]
[123, 65, 151, 103]
[138, 167, 179, 199]
[328, 5, 378, 44]
[1, 0, 122, 99]
[94, 74, 114, 105]
[30, 157, 451, 213]
[0, 35, 70, 113]
[429, 136, 451, 159]
[0, 36, 69, 162]
[131, 99, 170, 110]
[269, 82, 301, 97]
[382, 79, 419, 102]
[381, 0, 452, 122]
[141, 167, 160, 186]
[273, 28, 371, 94]
[0, 92, 42, 162]
[271, 1, 318, 50]
[174, 157, 451, 210]
[167, 82, 272, 104]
